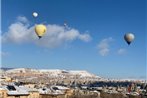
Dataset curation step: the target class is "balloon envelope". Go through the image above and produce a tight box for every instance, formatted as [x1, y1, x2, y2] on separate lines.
[124, 33, 135, 45]
[35, 24, 47, 39]
[33, 12, 38, 17]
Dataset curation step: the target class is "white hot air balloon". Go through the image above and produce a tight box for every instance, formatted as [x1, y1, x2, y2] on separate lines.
[33, 12, 38, 17]
[124, 33, 135, 45]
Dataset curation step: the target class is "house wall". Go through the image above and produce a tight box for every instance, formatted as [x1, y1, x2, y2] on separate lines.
[7, 95, 28, 98]
[39, 94, 65, 98]
[28, 91, 40, 98]
[0, 90, 7, 98]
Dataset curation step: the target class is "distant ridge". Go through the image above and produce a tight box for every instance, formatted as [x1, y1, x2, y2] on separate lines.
[0, 67, 14, 71]
[1, 67, 101, 79]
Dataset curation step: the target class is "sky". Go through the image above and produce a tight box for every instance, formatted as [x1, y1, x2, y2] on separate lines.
[1, 0, 146, 79]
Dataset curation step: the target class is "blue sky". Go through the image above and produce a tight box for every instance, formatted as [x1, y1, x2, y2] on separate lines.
[1, 0, 146, 79]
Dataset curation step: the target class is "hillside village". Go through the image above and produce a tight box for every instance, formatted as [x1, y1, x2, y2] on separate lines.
[0, 68, 147, 98]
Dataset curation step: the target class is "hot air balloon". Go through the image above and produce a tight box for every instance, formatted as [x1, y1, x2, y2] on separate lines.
[64, 20, 69, 28]
[124, 33, 135, 45]
[64, 22, 67, 27]
[35, 24, 47, 39]
[33, 12, 38, 17]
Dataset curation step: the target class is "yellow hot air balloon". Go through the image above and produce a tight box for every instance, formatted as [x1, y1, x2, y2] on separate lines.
[35, 24, 47, 39]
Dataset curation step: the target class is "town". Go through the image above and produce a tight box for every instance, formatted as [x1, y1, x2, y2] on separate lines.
[0, 68, 147, 98]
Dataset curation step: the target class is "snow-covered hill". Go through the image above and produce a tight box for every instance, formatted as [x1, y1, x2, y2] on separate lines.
[3, 68, 101, 79]
[5, 68, 39, 73]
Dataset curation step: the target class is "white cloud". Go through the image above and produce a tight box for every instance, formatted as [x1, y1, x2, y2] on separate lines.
[2, 16, 91, 48]
[17, 16, 29, 23]
[97, 37, 113, 56]
[0, 51, 9, 57]
[117, 48, 126, 55]
[79, 34, 91, 42]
